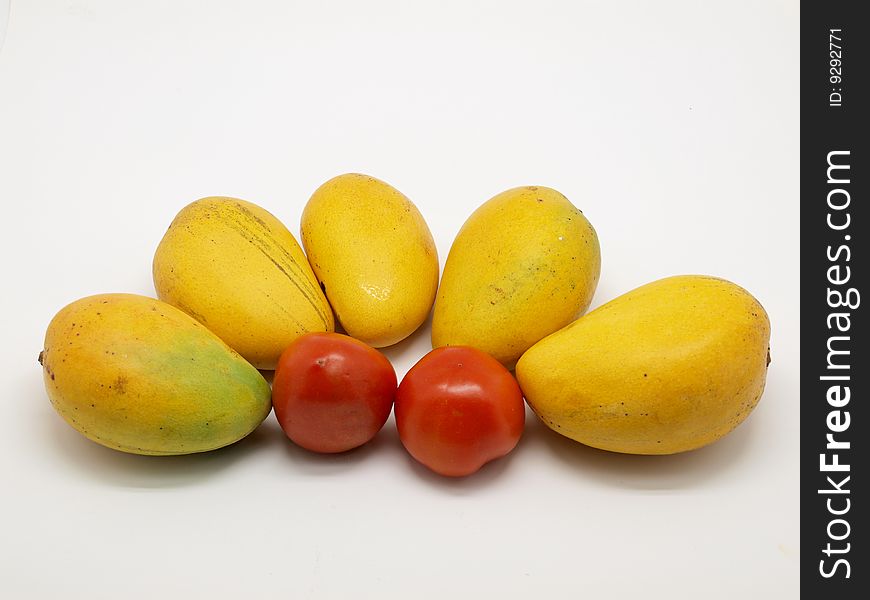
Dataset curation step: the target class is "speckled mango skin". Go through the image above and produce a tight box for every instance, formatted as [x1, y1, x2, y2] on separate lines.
[516, 275, 771, 455]
[301, 174, 439, 347]
[40, 294, 272, 455]
[432, 186, 600, 370]
[153, 197, 333, 369]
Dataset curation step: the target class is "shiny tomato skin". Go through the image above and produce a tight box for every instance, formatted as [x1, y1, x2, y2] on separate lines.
[272, 332, 397, 453]
[395, 346, 525, 477]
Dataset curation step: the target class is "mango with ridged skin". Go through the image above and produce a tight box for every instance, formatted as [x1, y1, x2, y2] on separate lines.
[515, 275, 771, 455]
[432, 186, 600, 369]
[153, 197, 333, 369]
[40, 294, 272, 455]
[301, 174, 439, 347]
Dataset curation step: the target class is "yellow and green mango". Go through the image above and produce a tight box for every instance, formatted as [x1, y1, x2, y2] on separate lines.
[40, 294, 272, 455]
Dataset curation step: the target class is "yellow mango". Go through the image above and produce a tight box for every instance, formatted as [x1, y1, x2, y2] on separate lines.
[301, 173, 439, 347]
[516, 275, 771, 454]
[432, 186, 600, 369]
[153, 197, 333, 369]
[40, 294, 271, 455]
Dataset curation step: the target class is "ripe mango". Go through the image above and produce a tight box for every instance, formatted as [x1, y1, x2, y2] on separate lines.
[516, 275, 771, 454]
[153, 197, 333, 369]
[301, 174, 439, 347]
[432, 186, 600, 369]
[40, 294, 271, 455]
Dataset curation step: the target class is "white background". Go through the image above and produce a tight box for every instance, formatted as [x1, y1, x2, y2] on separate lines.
[0, 1, 799, 598]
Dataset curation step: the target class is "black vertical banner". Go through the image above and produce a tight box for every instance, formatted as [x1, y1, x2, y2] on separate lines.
[802, 2, 868, 597]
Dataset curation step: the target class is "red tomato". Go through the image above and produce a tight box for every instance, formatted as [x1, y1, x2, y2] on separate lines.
[395, 346, 525, 477]
[272, 332, 397, 453]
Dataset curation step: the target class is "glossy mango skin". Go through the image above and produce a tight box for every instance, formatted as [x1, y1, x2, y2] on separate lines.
[301, 174, 439, 347]
[153, 197, 333, 369]
[432, 186, 600, 369]
[516, 275, 771, 455]
[40, 294, 272, 455]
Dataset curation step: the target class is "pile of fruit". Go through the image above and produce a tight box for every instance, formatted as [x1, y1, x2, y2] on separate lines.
[39, 174, 771, 477]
